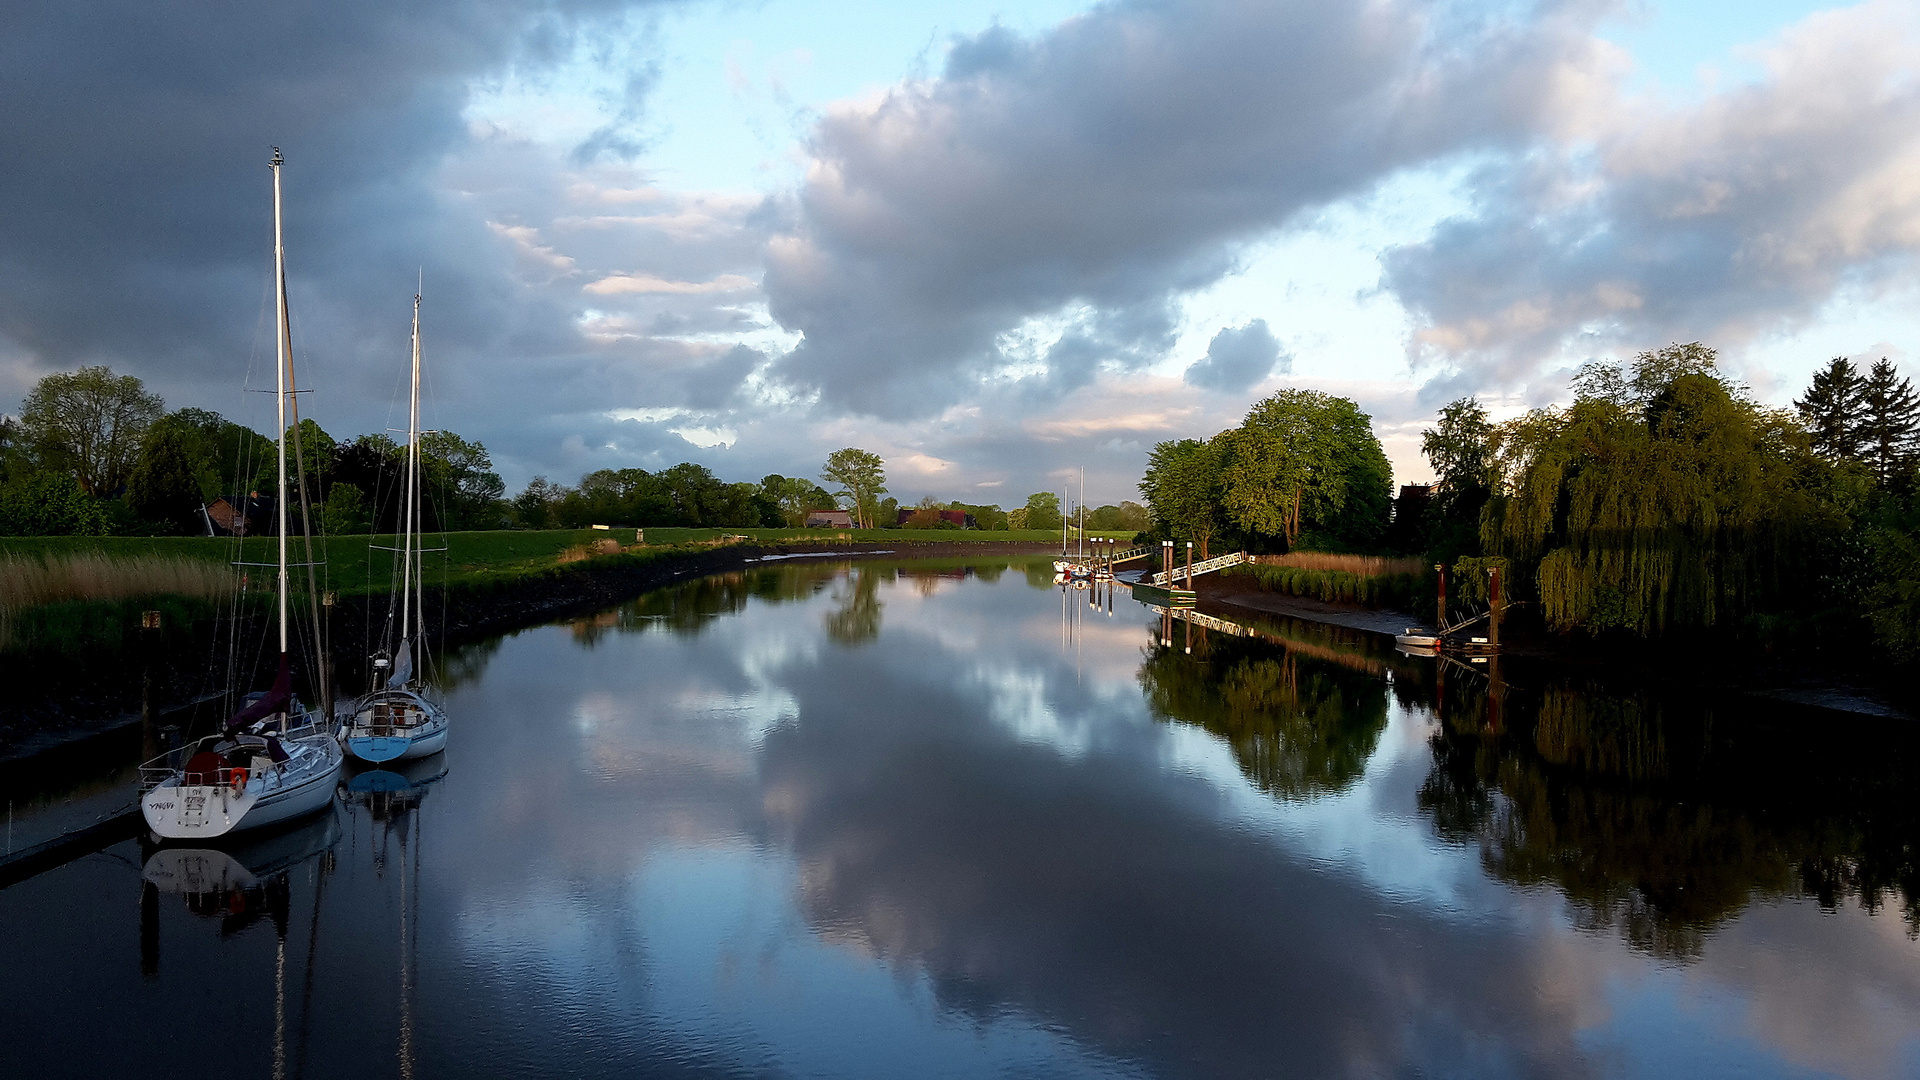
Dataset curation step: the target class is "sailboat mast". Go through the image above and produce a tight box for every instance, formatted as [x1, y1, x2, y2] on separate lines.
[271, 149, 290, 656]
[402, 294, 421, 656]
[1078, 467, 1084, 558]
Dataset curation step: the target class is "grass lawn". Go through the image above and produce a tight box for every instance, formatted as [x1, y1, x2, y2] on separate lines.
[1, 527, 1132, 601]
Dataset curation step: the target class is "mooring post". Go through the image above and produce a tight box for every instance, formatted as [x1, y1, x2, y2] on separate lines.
[1163, 540, 1173, 583]
[140, 610, 161, 762]
[1185, 541, 1193, 588]
[1434, 563, 1447, 631]
[1488, 565, 1502, 651]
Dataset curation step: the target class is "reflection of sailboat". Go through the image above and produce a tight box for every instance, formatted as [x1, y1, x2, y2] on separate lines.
[345, 293, 450, 763]
[140, 802, 342, 1079]
[139, 150, 344, 841]
[343, 752, 440, 1080]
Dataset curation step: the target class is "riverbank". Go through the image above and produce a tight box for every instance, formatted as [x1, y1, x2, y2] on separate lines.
[0, 538, 1063, 761]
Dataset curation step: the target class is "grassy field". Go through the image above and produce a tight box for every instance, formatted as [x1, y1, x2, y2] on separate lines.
[0, 527, 1124, 606]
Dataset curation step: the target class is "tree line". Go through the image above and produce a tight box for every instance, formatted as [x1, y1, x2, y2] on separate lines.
[508, 446, 1150, 533]
[1420, 344, 1918, 658]
[0, 365, 505, 536]
[1136, 344, 1920, 660]
[0, 367, 1152, 537]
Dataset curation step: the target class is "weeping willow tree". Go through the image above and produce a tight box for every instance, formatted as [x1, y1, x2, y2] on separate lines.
[1485, 344, 1842, 636]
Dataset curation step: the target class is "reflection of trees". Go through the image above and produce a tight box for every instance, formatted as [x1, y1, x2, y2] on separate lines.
[570, 563, 845, 644]
[1414, 668, 1920, 957]
[1139, 633, 1388, 799]
[436, 635, 502, 691]
[825, 566, 884, 645]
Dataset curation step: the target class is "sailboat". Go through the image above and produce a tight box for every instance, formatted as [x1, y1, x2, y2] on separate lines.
[139, 149, 346, 840]
[343, 293, 450, 763]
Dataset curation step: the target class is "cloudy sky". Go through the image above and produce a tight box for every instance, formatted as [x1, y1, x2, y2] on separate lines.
[4, 0, 1917, 505]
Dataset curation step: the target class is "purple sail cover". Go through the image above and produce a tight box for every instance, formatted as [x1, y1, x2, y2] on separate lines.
[228, 654, 292, 731]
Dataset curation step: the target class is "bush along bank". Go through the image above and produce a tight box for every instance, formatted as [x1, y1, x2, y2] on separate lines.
[1220, 563, 1426, 611]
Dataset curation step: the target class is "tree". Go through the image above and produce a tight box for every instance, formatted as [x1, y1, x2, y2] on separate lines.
[1139, 439, 1223, 555]
[322, 482, 370, 535]
[1795, 357, 1867, 461]
[0, 471, 109, 535]
[1022, 491, 1063, 533]
[1859, 358, 1919, 482]
[420, 430, 506, 530]
[513, 476, 563, 529]
[1485, 344, 1840, 637]
[18, 366, 164, 496]
[126, 424, 205, 532]
[1420, 398, 1495, 559]
[821, 448, 886, 529]
[1086, 501, 1150, 532]
[760, 474, 836, 527]
[1217, 389, 1391, 550]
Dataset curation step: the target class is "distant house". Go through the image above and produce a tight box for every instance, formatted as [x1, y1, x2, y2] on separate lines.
[204, 493, 276, 537]
[806, 510, 855, 528]
[897, 508, 975, 528]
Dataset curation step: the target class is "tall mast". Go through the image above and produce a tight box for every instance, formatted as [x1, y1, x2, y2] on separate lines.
[271, 148, 290, 657]
[1078, 467, 1085, 558]
[402, 293, 421, 656]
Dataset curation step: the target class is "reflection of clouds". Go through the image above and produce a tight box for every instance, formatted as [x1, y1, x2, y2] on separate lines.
[434, 564, 1920, 1079]
[1696, 901, 1920, 1079]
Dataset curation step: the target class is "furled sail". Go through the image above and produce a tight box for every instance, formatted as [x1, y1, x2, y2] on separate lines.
[388, 637, 413, 688]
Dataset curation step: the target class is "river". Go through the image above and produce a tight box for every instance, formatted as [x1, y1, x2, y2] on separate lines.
[4, 556, 1918, 1079]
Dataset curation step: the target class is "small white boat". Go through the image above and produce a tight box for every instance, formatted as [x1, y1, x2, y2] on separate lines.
[344, 292, 450, 763]
[1395, 627, 1441, 651]
[140, 150, 343, 841]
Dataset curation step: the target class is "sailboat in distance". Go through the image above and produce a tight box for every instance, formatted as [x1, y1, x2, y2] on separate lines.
[140, 149, 346, 840]
[343, 292, 450, 763]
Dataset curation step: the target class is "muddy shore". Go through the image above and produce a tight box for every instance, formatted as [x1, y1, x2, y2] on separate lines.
[1192, 571, 1916, 722]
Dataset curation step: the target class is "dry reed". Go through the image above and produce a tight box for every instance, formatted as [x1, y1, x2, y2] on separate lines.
[556, 538, 625, 564]
[0, 551, 238, 650]
[1256, 552, 1427, 576]
[0, 552, 238, 611]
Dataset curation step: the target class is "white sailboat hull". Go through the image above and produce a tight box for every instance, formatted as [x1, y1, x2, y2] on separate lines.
[142, 730, 344, 841]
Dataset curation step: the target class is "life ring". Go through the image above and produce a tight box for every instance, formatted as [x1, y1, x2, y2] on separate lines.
[229, 768, 248, 795]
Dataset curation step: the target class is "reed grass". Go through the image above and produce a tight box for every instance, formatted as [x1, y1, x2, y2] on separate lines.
[0, 552, 237, 651]
[1255, 552, 1428, 576]
[0, 552, 237, 611]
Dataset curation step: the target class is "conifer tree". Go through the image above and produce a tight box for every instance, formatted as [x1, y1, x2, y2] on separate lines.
[1859, 358, 1919, 481]
[1794, 357, 1866, 461]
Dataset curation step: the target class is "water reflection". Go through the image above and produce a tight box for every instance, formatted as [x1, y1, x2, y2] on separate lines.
[1138, 631, 1388, 799]
[2, 560, 1917, 1079]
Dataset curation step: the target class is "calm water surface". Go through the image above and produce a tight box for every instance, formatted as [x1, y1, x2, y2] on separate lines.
[4, 558, 1919, 1079]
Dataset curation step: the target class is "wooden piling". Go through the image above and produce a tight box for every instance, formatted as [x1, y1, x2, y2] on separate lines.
[1434, 564, 1447, 631]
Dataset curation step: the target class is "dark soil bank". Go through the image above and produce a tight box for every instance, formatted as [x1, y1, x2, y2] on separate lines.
[0, 541, 1059, 761]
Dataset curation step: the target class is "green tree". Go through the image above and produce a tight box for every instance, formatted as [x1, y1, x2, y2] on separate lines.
[1859, 358, 1919, 482]
[1795, 357, 1867, 462]
[1420, 397, 1495, 559]
[126, 424, 205, 532]
[1139, 439, 1224, 555]
[760, 474, 837, 527]
[420, 431, 506, 530]
[513, 476, 562, 529]
[0, 471, 110, 535]
[821, 448, 887, 529]
[18, 366, 164, 496]
[1487, 344, 1839, 636]
[1215, 389, 1391, 550]
[1022, 490, 1063, 533]
[321, 481, 370, 534]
